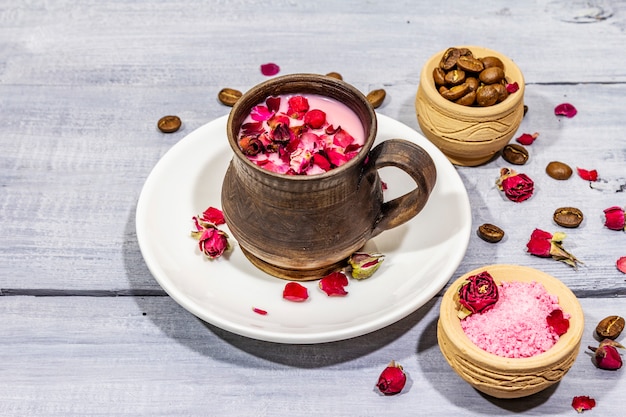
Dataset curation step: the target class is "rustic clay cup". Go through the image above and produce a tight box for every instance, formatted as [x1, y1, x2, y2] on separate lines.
[438, 264, 584, 399]
[415, 46, 525, 166]
[221, 73, 437, 280]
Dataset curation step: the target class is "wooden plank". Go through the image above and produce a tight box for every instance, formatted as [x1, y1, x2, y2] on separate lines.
[0, 295, 624, 416]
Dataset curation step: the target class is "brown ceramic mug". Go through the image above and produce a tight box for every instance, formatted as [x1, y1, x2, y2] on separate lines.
[221, 74, 437, 280]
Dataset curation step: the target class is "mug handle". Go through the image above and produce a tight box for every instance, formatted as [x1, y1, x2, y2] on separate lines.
[365, 139, 437, 237]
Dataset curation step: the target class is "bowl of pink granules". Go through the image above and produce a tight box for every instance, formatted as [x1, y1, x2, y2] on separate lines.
[437, 264, 584, 399]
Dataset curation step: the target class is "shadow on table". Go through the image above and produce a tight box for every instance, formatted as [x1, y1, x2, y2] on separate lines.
[416, 315, 557, 414]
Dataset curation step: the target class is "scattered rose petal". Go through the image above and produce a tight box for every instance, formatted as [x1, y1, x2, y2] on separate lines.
[260, 62, 280, 76]
[603, 206, 626, 231]
[252, 307, 268, 315]
[506, 82, 519, 94]
[282, 282, 309, 302]
[200, 206, 225, 225]
[589, 339, 624, 370]
[515, 132, 539, 145]
[376, 360, 407, 396]
[577, 167, 598, 181]
[381, 180, 388, 191]
[572, 396, 596, 413]
[546, 309, 570, 336]
[319, 271, 349, 296]
[555, 102, 577, 118]
[617, 256, 626, 274]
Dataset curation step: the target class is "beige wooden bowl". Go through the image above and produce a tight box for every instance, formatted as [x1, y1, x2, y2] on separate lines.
[416, 46, 525, 166]
[437, 264, 584, 399]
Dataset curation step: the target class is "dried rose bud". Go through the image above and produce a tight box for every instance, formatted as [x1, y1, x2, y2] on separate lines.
[603, 206, 626, 231]
[496, 168, 534, 202]
[303, 109, 326, 129]
[319, 271, 348, 296]
[376, 360, 407, 396]
[190, 225, 230, 259]
[456, 271, 498, 319]
[526, 229, 582, 268]
[348, 252, 385, 280]
[572, 395, 596, 413]
[588, 339, 624, 370]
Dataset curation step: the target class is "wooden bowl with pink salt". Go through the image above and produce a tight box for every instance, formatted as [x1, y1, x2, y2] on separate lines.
[437, 264, 584, 399]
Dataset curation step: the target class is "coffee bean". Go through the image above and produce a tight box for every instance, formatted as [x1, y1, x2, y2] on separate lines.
[218, 88, 243, 107]
[455, 91, 476, 106]
[480, 56, 504, 70]
[440, 47, 461, 70]
[325, 72, 343, 80]
[479, 67, 505, 84]
[444, 69, 466, 85]
[366, 89, 386, 108]
[596, 315, 625, 340]
[553, 207, 584, 228]
[502, 143, 529, 165]
[493, 83, 509, 102]
[457, 56, 484, 73]
[465, 77, 479, 92]
[433, 67, 446, 86]
[477, 223, 505, 243]
[441, 84, 470, 101]
[546, 161, 573, 180]
[157, 115, 181, 133]
[476, 84, 498, 106]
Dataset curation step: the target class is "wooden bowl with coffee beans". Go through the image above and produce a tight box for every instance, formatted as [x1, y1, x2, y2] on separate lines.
[415, 46, 525, 166]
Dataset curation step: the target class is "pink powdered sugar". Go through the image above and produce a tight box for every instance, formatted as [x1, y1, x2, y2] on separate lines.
[460, 281, 567, 358]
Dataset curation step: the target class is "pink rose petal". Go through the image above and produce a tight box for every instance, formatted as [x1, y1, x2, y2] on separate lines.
[577, 167, 598, 181]
[319, 271, 349, 296]
[260, 62, 280, 76]
[506, 82, 519, 94]
[617, 257, 626, 274]
[252, 307, 268, 315]
[283, 282, 309, 302]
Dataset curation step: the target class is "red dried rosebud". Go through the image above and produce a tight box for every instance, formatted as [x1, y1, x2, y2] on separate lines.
[304, 109, 326, 129]
[546, 309, 569, 336]
[588, 339, 624, 370]
[555, 102, 577, 118]
[238, 135, 264, 156]
[617, 256, 626, 274]
[526, 229, 582, 268]
[603, 206, 626, 231]
[348, 252, 385, 280]
[319, 271, 349, 296]
[456, 271, 499, 318]
[576, 167, 598, 181]
[526, 229, 553, 257]
[506, 82, 519, 94]
[260, 62, 280, 76]
[282, 282, 309, 302]
[192, 225, 230, 259]
[376, 360, 407, 396]
[515, 132, 539, 145]
[496, 168, 534, 202]
[572, 395, 596, 413]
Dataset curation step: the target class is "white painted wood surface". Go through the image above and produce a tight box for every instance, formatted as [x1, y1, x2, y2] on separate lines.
[1, 1, 625, 415]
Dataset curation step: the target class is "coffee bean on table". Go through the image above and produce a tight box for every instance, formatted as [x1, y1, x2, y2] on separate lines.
[218, 88, 243, 107]
[157, 115, 181, 133]
[596, 315, 625, 340]
[366, 89, 386, 108]
[546, 161, 573, 180]
[502, 143, 529, 165]
[477, 223, 505, 243]
[553, 207, 584, 228]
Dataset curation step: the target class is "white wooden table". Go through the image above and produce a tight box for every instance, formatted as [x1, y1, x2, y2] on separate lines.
[2, 1, 625, 415]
